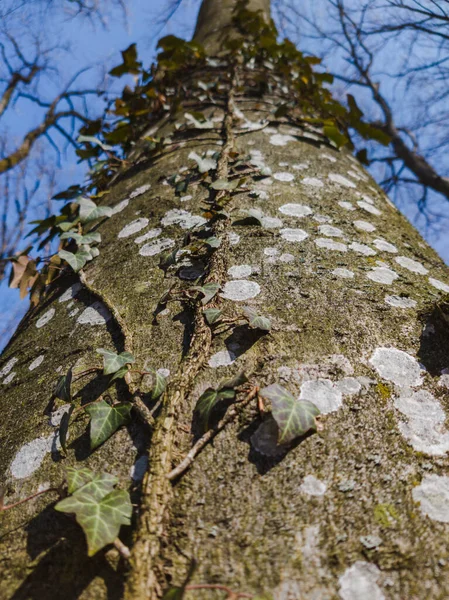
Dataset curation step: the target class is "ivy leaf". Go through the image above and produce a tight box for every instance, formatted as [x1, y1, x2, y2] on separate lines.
[77, 197, 113, 223]
[194, 388, 218, 431]
[261, 384, 320, 444]
[204, 236, 221, 248]
[243, 306, 271, 331]
[59, 405, 74, 455]
[96, 348, 135, 375]
[58, 249, 91, 272]
[60, 231, 101, 245]
[109, 366, 130, 383]
[109, 43, 141, 77]
[163, 588, 185, 600]
[210, 178, 239, 191]
[323, 125, 348, 149]
[203, 308, 222, 324]
[55, 485, 132, 556]
[66, 466, 118, 495]
[192, 282, 220, 305]
[151, 369, 167, 400]
[159, 248, 178, 272]
[85, 400, 132, 449]
[54, 368, 72, 402]
[219, 371, 248, 391]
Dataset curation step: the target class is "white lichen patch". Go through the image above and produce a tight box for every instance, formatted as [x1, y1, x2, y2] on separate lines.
[336, 377, 362, 395]
[369, 347, 422, 388]
[157, 368, 170, 378]
[339, 201, 356, 211]
[269, 133, 296, 146]
[180, 195, 192, 202]
[0, 357, 18, 378]
[413, 475, 449, 522]
[349, 242, 376, 257]
[264, 247, 279, 257]
[299, 379, 342, 414]
[299, 475, 327, 496]
[118, 218, 149, 239]
[10, 435, 54, 479]
[29, 355, 45, 371]
[361, 194, 375, 205]
[139, 238, 175, 257]
[134, 228, 162, 244]
[373, 239, 398, 253]
[3, 372, 16, 385]
[273, 172, 294, 182]
[261, 215, 283, 228]
[320, 153, 337, 162]
[385, 295, 417, 309]
[280, 253, 295, 263]
[76, 301, 112, 326]
[328, 173, 357, 188]
[161, 209, 207, 230]
[59, 282, 82, 303]
[228, 231, 240, 245]
[338, 562, 385, 600]
[278, 203, 313, 218]
[315, 238, 347, 252]
[221, 280, 261, 301]
[36, 308, 56, 329]
[357, 201, 382, 216]
[111, 198, 129, 215]
[280, 228, 309, 243]
[366, 267, 398, 284]
[394, 389, 449, 455]
[333, 268, 354, 279]
[227, 264, 253, 279]
[49, 404, 72, 427]
[395, 255, 428, 275]
[314, 214, 332, 224]
[292, 162, 309, 170]
[208, 348, 238, 368]
[429, 277, 449, 293]
[129, 183, 151, 199]
[301, 177, 324, 188]
[354, 220, 376, 233]
[318, 224, 344, 237]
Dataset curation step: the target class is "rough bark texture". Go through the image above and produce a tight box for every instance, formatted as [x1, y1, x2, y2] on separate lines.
[2, 2, 449, 600]
[194, 0, 271, 55]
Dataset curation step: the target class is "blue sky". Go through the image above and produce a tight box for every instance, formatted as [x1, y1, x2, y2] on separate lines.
[1, 0, 448, 347]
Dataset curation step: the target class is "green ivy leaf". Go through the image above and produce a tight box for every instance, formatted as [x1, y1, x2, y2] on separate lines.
[194, 388, 218, 431]
[219, 371, 247, 391]
[243, 306, 271, 331]
[55, 481, 132, 556]
[261, 384, 320, 444]
[109, 365, 130, 383]
[109, 43, 142, 77]
[192, 282, 220, 305]
[60, 231, 101, 245]
[54, 368, 72, 402]
[96, 348, 135, 375]
[85, 400, 132, 449]
[162, 588, 185, 600]
[323, 125, 348, 149]
[59, 405, 74, 455]
[77, 197, 113, 223]
[66, 467, 118, 495]
[210, 178, 239, 191]
[204, 236, 221, 248]
[203, 308, 222, 324]
[151, 369, 167, 400]
[58, 249, 91, 272]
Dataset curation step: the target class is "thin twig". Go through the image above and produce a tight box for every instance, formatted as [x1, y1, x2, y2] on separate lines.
[167, 386, 258, 481]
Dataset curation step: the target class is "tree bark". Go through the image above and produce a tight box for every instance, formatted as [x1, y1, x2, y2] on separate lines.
[2, 1, 449, 599]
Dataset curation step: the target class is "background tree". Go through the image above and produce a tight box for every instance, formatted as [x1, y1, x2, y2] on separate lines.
[275, 0, 449, 234]
[2, 1, 449, 600]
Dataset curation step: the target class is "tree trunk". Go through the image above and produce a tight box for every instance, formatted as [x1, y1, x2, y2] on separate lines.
[2, 1, 449, 599]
